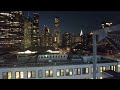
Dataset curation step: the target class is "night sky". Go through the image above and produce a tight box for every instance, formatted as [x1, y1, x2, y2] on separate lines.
[24, 11, 120, 34]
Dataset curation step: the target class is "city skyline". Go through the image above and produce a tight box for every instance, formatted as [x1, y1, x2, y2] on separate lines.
[24, 11, 120, 33]
[0, 11, 120, 79]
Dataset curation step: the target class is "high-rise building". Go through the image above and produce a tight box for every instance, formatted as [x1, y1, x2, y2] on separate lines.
[53, 17, 61, 48]
[32, 12, 39, 47]
[22, 17, 32, 49]
[41, 25, 53, 46]
[82, 32, 93, 50]
[0, 11, 24, 49]
[62, 32, 72, 47]
[72, 31, 83, 44]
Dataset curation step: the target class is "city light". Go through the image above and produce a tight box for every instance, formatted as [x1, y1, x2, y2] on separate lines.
[17, 50, 37, 54]
[0, 11, 120, 79]
[46, 50, 60, 53]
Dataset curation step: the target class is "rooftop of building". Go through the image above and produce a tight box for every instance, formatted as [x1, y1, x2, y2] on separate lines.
[0, 55, 118, 68]
[0, 49, 118, 68]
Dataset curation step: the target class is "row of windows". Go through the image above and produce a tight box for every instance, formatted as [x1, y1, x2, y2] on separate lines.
[100, 66, 106, 72]
[38, 55, 67, 59]
[2, 68, 88, 79]
[2, 65, 116, 79]
[100, 65, 116, 72]
[109, 65, 116, 71]
[3, 71, 37, 79]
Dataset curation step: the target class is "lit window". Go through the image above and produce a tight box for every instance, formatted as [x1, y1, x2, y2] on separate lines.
[114, 66, 116, 71]
[57, 70, 60, 77]
[45, 70, 49, 77]
[15, 71, 24, 79]
[15, 71, 20, 79]
[20, 72, 24, 79]
[86, 68, 89, 74]
[69, 69, 73, 75]
[109, 65, 116, 71]
[78, 69, 81, 75]
[111, 66, 113, 70]
[82, 68, 89, 74]
[66, 69, 73, 76]
[27, 71, 36, 78]
[38, 70, 43, 78]
[74, 69, 77, 75]
[66, 69, 69, 76]
[28, 71, 31, 78]
[74, 68, 81, 75]
[56, 69, 64, 77]
[61, 70, 64, 76]
[103, 66, 106, 71]
[100, 77, 103, 79]
[8, 72, 12, 79]
[55, 37, 57, 42]
[100, 66, 103, 72]
[50, 70, 53, 77]
[2, 72, 12, 79]
[45, 70, 53, 77]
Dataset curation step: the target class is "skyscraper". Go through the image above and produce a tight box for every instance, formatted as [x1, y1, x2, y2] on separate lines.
[62, 32, 72, 47]
[32, 12, 39, 47]
[41, 25, 53, 47]
[23, 17, 32, 49]
[0, 11, 24, 49]
[53, 17, 61, 48]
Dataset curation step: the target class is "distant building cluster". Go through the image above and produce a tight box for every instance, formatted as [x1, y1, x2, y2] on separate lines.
[0, 11, 86, 51]
[1, 11, 120, 79]
[0, 11, 119, 55]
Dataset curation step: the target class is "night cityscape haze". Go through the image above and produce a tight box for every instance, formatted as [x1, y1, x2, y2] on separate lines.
[0, 11, 120, 79]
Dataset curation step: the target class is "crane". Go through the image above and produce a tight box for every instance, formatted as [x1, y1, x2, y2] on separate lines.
[93, 24, 120, 79]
